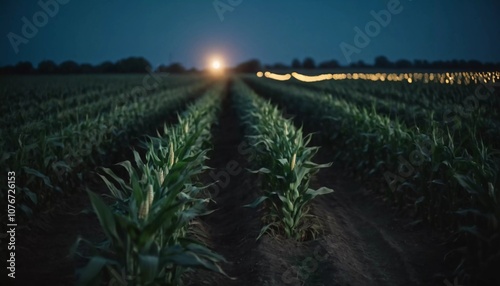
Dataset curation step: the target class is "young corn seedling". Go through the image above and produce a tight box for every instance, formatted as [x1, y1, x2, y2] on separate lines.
[233, 80, 333, 241]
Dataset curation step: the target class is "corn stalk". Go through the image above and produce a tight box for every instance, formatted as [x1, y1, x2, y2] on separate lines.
[232, 80, 333, 241]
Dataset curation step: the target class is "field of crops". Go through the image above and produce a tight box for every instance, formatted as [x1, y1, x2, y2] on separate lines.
[1, 72, 499, 286]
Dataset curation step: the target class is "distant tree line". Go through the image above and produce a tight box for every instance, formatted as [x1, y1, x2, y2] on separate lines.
[0, 57, 198, 75]
[155, 63, 198, 74]
[1, 55, 499, 75]
[242, 56, 500, 73]
[264, 56, 500, 71]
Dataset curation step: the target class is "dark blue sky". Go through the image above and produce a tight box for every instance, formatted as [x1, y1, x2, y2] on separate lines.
[1, 0, 499, 69]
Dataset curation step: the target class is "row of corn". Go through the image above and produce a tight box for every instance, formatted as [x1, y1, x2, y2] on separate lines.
[0, 77, 208, 232]
[232, 80, 333, 241]
[290, 77, 500, 149]
[74, 83, 228, 285]
[296, 74, 500, 116]
[245, 77, 499, 284]
[0, 75, 200, 127]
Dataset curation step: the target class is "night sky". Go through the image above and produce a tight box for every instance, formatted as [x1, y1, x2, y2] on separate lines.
[1, 0, 499, 69]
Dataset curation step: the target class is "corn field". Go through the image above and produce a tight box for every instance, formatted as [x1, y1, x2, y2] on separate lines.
[244, 74, 500, 284]
[2, 72, 499, 285]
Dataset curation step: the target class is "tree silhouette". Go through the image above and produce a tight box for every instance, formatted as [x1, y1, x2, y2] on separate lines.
[234, 59, 261, 73]
[395, 59, 412, 69]
[348, 60, 368, 68]
[302, 57, 316, 69]
[291, 58, 301, 69]
[114, 57, 151, 73]
[58, 60, 81, 73]
[318, 60, 340, 69]
[374, 56, 392, 68]
[96, 61, 115, 73]
[80, 63, 94, 74]
[38, 60, 57, 73]
[156, 62, 186, 73]
[13, 62, 35, 74]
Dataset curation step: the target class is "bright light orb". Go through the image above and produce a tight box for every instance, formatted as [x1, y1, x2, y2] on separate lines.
[212, 60, 221, 70]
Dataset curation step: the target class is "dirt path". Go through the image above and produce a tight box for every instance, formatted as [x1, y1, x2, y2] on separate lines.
[187, 84, 263, 286]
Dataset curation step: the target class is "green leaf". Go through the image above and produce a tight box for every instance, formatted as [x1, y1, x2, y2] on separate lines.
[22, 167, 54, 189]
[98, 173, 126, 201]
[247, 167, 271, 174]
[87, 191, 119, 242]
[277, 158, 288, 166]
[256, 223, 276, 240]
[76, 256, 107, 286]
[305, 187, 334, 199]
[138, 253, 159, 282]
[303, 161, 333, 169]
[243, 196, 268, 208]
[22, 188, 38, 204]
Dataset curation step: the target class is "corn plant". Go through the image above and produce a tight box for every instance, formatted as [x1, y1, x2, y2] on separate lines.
[232, 80, 333, 241]
[74, 83, 228, 285]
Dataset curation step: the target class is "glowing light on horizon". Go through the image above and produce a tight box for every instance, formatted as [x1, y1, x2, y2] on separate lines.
[264, 71, 291, 81]
[291, 72, 333, 82]
[254, 70, 500, 86]
[208, 56, 225, 76]
[212, 60, 221, 70]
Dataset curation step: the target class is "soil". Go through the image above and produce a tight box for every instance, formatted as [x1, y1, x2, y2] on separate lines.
[4, 82, 453, 286]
